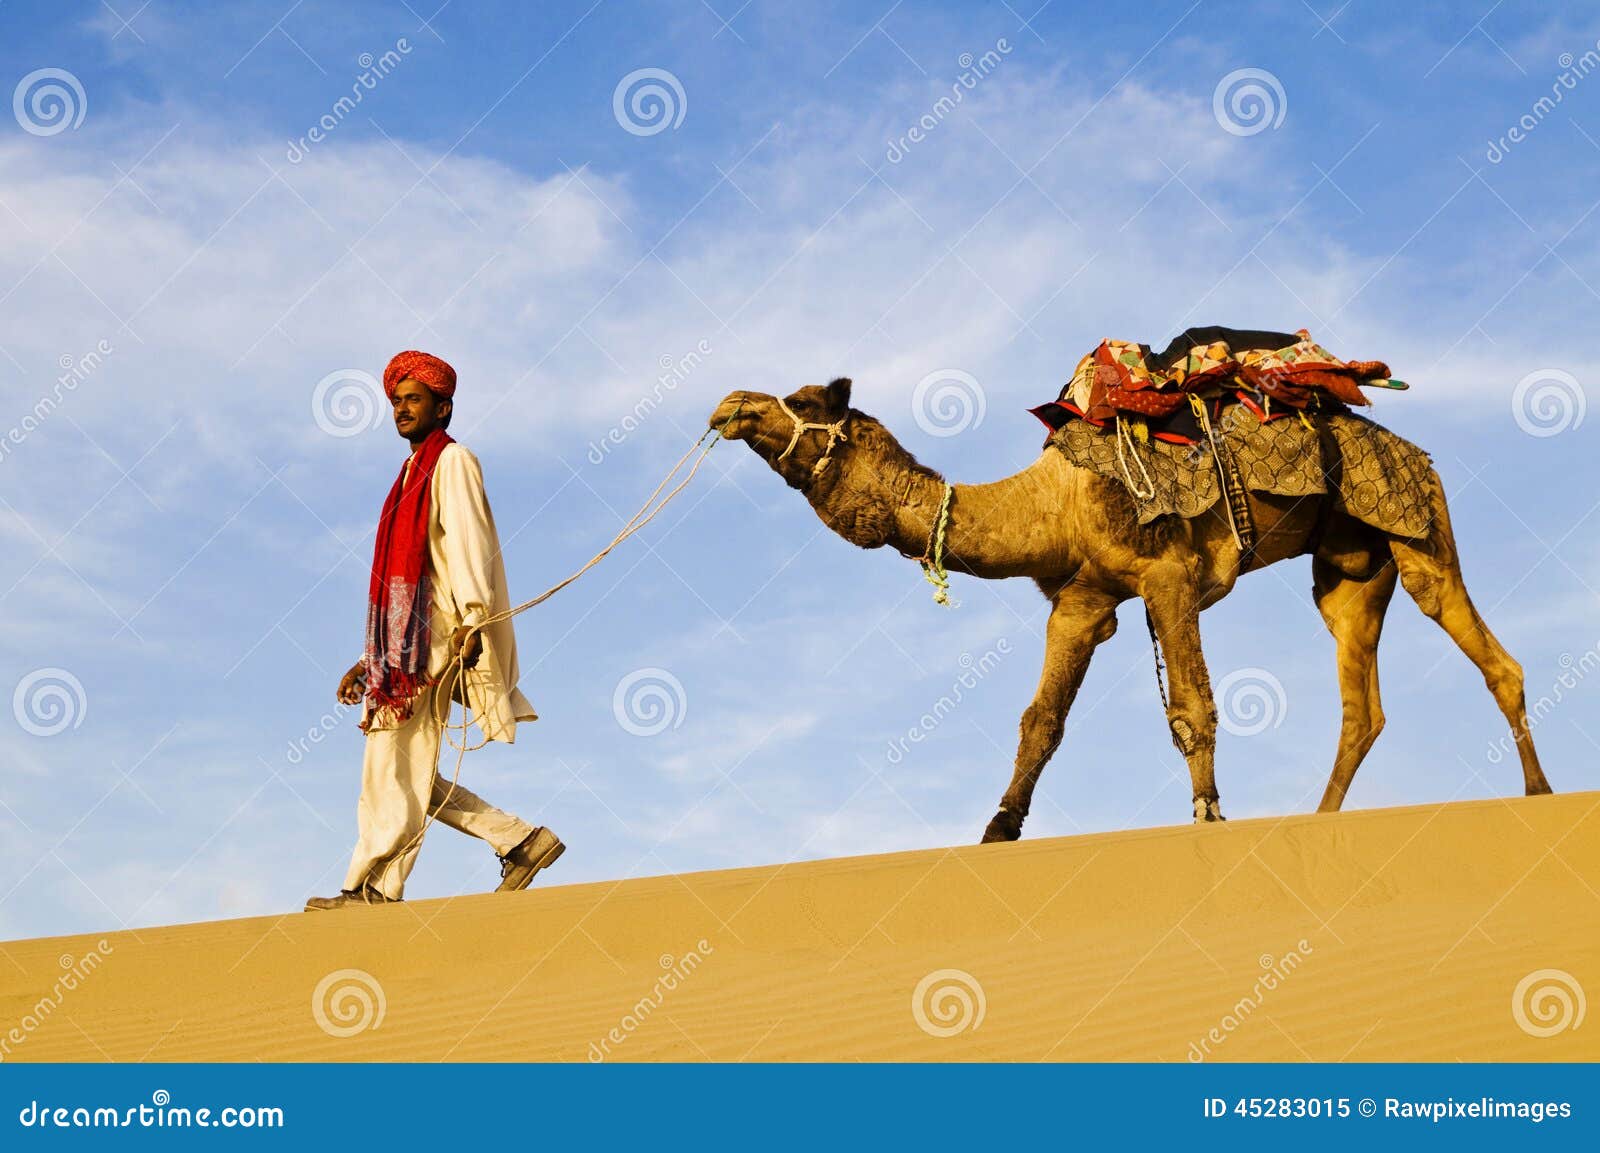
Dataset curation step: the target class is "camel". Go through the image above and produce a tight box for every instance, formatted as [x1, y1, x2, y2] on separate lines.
[709, 378, 1552, 842]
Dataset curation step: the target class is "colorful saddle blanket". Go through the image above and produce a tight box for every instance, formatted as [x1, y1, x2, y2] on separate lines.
[1048, 404, 1435, 540]
[1031, 325, 1404, 445]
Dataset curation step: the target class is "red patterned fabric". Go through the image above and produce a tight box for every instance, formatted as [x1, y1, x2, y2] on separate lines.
[1067, 329, 1387, 424]
[383, 350, 457, 400]
[361, 426, 454, 731]
[1032, 327, 1403, 447]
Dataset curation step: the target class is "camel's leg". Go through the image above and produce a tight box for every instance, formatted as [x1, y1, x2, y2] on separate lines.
[1390, 490, 1551, 796]
[1142, 564, 1223, 822]
[981, 585, 1119, 843]
[1311, 556, 1397, 811]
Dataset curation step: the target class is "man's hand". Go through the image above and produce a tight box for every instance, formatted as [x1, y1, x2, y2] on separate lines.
[337, 661, 366, 705]
[450, 624, 483, 670]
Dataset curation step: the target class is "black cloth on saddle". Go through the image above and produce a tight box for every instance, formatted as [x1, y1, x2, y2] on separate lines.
[1146, 325, 1305, 370]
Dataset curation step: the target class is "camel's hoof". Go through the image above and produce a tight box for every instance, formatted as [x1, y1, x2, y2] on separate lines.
[1192, 797, 1225, 823]
[981, 809, 1023, 843]
[1527, 782, 1554, 796]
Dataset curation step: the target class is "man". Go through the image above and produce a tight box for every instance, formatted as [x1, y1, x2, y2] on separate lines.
[306, 351, 563, 911]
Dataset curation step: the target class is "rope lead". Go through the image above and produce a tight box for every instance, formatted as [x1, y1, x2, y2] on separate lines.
[919, 481, 955, 607]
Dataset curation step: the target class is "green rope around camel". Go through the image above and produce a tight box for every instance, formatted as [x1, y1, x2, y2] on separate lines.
[919, 481, 955, 607]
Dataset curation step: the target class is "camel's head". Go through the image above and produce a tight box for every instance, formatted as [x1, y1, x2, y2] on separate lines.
[708, 378, 855, 489]
[709, 378, 905, 550]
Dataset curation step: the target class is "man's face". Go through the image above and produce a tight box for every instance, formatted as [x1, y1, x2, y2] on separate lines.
[391, 377, 450, 443]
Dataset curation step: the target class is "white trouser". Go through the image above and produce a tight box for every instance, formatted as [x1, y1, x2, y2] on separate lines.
[342, 684, 534, 899]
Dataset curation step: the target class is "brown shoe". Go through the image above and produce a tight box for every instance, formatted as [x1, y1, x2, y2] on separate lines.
[304, 887, 396, 911]
[497, 827, 564, 893]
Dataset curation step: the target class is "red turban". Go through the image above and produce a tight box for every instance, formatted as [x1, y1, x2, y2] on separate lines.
[382, 350, 457, 399]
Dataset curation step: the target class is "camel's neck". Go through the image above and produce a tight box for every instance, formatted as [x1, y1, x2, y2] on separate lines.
[883, 449, 1082, 581]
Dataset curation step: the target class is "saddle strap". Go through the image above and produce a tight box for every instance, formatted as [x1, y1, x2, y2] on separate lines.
[1189, 396, 1258, 571]
[1220, 442, 1258, 571]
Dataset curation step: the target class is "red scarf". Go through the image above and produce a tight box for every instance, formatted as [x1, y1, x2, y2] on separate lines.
[361, 427, 454, 730]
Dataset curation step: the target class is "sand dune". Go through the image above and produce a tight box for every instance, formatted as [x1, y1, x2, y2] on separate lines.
[1, 792, 1594, 1062]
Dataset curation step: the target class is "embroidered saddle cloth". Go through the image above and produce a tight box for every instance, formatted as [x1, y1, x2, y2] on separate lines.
[1047, 404, 1435, 540]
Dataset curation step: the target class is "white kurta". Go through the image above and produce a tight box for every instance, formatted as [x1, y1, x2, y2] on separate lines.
[345, 440, 538, 899]
[361, 441, 537, 742]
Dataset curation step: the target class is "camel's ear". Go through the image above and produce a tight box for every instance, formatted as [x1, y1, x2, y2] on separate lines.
[825, 377, 852, 411]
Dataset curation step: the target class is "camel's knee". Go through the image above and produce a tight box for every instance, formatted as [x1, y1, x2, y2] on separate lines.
[1021, 698, 1062, 734]
[1019, 700, 1066, 753]
[1399, 565, 1443, 619]
[1167, 706, 1216, 758]
[1346, 680, 1384, 736]
[1340, 707, 1384, 755]
[1485, 657, 1526, 716]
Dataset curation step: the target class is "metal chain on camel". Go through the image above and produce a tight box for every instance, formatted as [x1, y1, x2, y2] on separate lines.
[363, 404, 744, 896]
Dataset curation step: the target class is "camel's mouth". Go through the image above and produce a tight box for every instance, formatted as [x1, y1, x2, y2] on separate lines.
[709, 391, 765, 440]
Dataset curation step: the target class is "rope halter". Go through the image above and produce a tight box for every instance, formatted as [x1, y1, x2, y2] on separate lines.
[774, 394, 849, 476]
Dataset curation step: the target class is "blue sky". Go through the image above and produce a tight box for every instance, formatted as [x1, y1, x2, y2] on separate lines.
[1, 0, 1597, 941]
